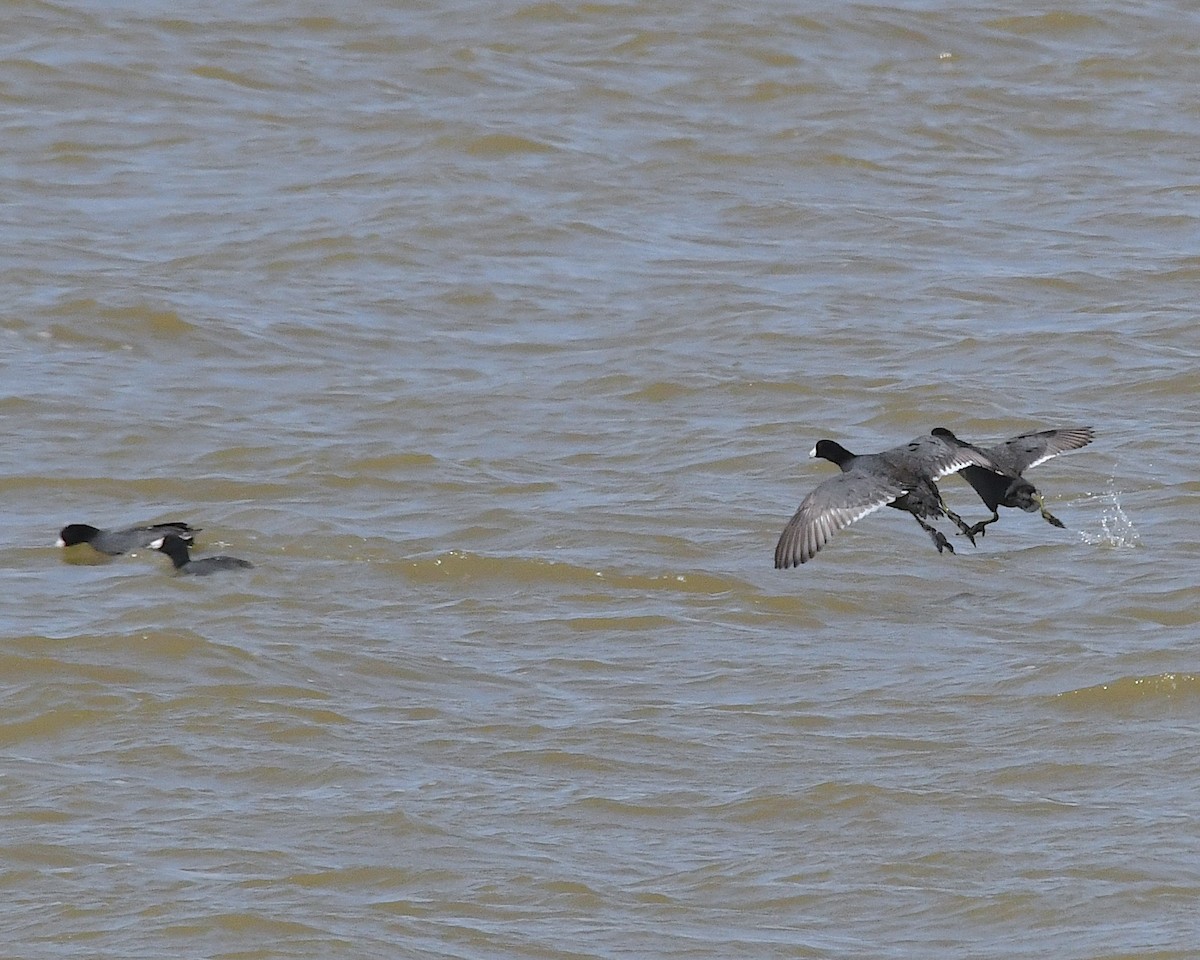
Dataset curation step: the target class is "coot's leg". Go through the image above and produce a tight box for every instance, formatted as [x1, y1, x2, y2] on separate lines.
[959, 510, 1000, 539]
[939, 501, 979, 547]
[911, 514, 954, 555]
[967, 512, 998, 538]
[1034, 494, 1066, 529]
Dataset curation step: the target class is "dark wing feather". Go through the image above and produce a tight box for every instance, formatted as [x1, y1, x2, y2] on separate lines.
[889, 433, 1012, 479]
[775, 472, 909, 567]
[985, 427, 1095, 475]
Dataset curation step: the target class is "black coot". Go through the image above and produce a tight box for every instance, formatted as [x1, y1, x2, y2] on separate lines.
[150, 534, 253, 576]
[940, 426, 1094, 536]
[57, 522, 200, 555]
[774, 430, 1009, 567]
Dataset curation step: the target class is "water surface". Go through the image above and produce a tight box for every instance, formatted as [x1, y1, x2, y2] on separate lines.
[2, 2, 1197, 957]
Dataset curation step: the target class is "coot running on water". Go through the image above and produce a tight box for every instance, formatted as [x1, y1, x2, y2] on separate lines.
[941, 426, 1095, 537]
[150, 534, 253, 576]
[57, 522, 200, 555]
[774, 430, 1010, 568]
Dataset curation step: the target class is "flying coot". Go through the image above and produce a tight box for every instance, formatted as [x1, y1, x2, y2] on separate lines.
[937, 426, 1095, 537]
[57, 522, 201, 555]
[774, 429, 1011, 568]
[150, 534, 253, 576]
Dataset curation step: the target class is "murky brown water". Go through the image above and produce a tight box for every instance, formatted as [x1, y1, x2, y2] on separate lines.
[3, 2, 1197, 957]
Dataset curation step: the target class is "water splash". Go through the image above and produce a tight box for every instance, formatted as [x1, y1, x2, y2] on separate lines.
[1074, 480, 1139, 547]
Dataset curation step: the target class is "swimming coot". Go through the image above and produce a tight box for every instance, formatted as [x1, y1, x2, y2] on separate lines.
[939, 426, 1094, 537]
[57, 522, 200, 555]
[150, 534, 253, 576]
[774, 430, 1010, 568]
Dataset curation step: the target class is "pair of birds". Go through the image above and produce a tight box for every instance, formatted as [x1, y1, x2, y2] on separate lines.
[56, 523, 253, 575]
[774, 426, 1095, 567]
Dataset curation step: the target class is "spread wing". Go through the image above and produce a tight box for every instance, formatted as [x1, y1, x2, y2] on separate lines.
[895, 432, 1012, 479]
[986, 427, 1095, 474]
[775, 472, 909, 568]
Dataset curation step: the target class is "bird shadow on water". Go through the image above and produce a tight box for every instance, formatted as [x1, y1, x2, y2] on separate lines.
[1070, 479, 1139, 549]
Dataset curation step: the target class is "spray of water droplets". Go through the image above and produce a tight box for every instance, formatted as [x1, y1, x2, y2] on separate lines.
[1074, 479, 1139, 547]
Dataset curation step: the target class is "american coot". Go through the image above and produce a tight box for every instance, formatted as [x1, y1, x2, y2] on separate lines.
[150, 534, 253, 576]
[774, 429, 1012, 568]
[940, 426, 1095, 537]
[57, 522, 201, 555]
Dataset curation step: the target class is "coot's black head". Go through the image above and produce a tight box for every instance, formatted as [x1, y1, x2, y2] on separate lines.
[809, 440, 855, 466]
[57, 524, 100, 547]
[1005, 478, 1040, 512]
[930, 427, 959, 442]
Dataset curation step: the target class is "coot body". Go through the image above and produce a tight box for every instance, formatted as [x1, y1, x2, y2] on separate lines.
[150, 534, 253, 576]
[774, 430, 1008, 567]
[57, 522, 200, 555]
[949, 427, 1094, 536]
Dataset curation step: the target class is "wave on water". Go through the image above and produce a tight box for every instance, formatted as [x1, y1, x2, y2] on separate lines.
[1057, 673, 1200, 709]
[402, 550, 747, 595]
[1073, 480, 1139, 548]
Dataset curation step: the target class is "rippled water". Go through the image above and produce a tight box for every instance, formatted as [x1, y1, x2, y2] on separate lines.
[3, 1, 1199, 957]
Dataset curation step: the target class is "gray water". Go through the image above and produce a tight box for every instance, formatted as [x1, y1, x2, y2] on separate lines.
[2, 2, 1198, 958]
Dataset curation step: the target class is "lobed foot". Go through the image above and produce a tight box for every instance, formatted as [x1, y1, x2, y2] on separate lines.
[1041, 509, 1066, 529]
[939, 502, 980, 546]
[932, 530, 955, 554]
[1033, 494, 1066, 530]
[914, 515, 956, 555]
[943, 511, 977, 547]
[961, 511, 1000, 539]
